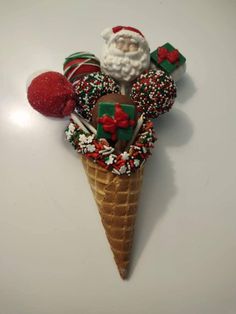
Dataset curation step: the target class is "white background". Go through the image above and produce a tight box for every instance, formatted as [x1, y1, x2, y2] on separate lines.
[1, 1, 236, 313]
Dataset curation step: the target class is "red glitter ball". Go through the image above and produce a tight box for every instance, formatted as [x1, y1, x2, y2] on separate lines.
[27, 71, 76, 117]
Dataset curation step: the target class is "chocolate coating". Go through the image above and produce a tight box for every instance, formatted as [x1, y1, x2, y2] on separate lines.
[91, 93, 135, 128]
[91, 93, 137, 154]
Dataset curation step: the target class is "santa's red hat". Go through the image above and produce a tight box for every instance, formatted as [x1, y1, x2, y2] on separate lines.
[101, 25, 147, 44]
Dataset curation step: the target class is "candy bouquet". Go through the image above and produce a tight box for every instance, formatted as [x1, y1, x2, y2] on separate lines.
[27, 26, 186, 279]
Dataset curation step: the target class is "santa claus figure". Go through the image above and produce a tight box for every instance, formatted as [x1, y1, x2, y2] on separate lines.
[100, 26, 150, 93]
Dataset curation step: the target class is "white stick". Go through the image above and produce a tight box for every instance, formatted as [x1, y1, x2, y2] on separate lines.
[78, 115, 97, 135]
[126, 114, 144, 148]
[120, 82, 126, 95]
[70, 113, 90, 133]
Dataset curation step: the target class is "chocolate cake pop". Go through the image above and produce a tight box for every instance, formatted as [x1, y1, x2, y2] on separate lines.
[74, 72, 120, 120]
[63, 51, 100, 83]
[130, 69, 177, 119]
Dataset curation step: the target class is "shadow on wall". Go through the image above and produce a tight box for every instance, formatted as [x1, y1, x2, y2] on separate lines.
[129, 74, 196, 278]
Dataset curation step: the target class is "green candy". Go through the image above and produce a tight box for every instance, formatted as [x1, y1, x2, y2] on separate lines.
[97, 102, 135, 141]
[151, 43, 186, 75]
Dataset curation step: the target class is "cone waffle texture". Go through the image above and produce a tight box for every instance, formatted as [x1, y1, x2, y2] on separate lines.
[82, 155, 144, 279]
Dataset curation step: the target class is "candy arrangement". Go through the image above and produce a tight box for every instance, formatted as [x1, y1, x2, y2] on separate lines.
[27, 25, 186, 279]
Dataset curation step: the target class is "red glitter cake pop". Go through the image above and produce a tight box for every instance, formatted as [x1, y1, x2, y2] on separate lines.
[27, 71, 76, 118]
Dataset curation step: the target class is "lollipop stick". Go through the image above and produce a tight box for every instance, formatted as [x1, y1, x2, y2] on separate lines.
[120, 82, 126, 95]
[70, 113, 90, 133]
[126, 114, 144, 148]
[78, 115, 97, 134]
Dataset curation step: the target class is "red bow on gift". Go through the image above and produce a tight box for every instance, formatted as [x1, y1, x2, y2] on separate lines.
[98, 103, 135, 141]
[157, 47, 180, 64]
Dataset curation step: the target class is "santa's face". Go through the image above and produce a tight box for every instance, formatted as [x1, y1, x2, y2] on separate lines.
[101, 35, 150, 82]
[115, 36, 139, 52]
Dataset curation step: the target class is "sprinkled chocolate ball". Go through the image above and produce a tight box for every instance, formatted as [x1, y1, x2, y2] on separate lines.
[63, 51, 100, 83]
[130, 70, 177, 119]
[74, 72, 120, 120]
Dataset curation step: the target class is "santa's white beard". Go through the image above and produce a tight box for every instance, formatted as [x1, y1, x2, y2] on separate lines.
[101, 44, 150, 82]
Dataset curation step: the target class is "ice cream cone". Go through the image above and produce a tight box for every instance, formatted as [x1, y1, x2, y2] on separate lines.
[81, 155, 144, 279]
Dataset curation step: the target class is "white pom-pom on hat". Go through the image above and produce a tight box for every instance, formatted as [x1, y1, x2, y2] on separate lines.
[101, 27, 114, 42]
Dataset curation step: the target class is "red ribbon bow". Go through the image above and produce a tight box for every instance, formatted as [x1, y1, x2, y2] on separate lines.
[157, 47, 180, 64]
[98, 103, 135, 141]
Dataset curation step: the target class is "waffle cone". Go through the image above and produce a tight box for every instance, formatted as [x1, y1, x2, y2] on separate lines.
[81, 156, 144, 279]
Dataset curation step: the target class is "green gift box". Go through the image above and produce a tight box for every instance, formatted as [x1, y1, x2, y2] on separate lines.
[151, 42, 186, 76]
[97, 102, 135, 141]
